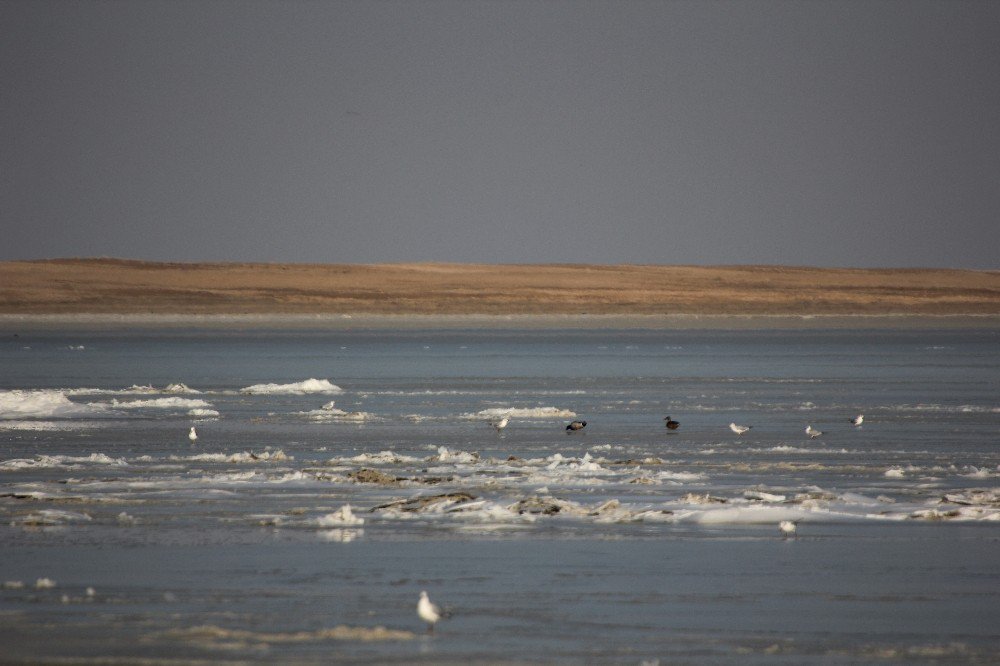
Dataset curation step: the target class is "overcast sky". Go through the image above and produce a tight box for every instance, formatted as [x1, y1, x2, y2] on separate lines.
[2, 1, 998, 268]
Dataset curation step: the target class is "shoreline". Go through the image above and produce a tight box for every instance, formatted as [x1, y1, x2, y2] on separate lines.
[3, 313, 1000, 330]
[3, 260, 999, 319]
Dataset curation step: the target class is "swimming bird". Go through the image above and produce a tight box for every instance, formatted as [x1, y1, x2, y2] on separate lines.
[664, 416, 680, 430]
[490, 414, 510, 433]
[779, 520, 797, 536]
[851, 414, 864, 427]
[566, 420, 587, 432]
[805, 425, 823, 439]
[729, 422, 751, 435]
[188, 426, 198, 443]
[417, 590, 443, 633]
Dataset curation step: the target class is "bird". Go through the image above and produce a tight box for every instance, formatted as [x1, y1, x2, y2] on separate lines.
[779, 520, 797, 536]
[417, 590, 443, 633]
[805, 425, 823, 439]
[566, 420, 587, 432]
[851, 414, 864, 427]
[664, 416, 680, 430]
[490, 414, 510, 433]
[188, 426, 198, 443]
[729, 422, 751, 435]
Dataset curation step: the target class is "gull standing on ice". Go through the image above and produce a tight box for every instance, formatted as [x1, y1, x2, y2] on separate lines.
[779, 520, 797, 536]
[729, 422, 751, 435]
[188, 426, 198, 443]
[664, 416, 680, 430]
[851, 414, 864, 427]
[417, 590, 443, 633]
[566, 420, 587, 432]
[490, 414, 510, 434]
[805, 425, 823, 439]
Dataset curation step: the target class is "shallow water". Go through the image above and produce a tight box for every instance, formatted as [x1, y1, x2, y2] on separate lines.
[1, 327, 998, 663]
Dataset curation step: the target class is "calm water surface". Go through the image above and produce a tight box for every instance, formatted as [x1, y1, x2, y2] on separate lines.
[1, 327, 998, 663]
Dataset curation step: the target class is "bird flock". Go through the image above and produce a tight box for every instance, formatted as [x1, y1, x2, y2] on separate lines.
[483, 414, 865, 439]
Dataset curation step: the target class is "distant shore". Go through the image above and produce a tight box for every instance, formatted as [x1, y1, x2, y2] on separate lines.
[2, 259, 999, 322]
[3, 313, 1000, 331]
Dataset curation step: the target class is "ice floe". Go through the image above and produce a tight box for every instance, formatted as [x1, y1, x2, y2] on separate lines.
[0, 453, 127, 470]
[316, 504, 364, 527]
[466, 406, 577, 419]
[240, 378, 343, 395]
[0, 390, 110, 419]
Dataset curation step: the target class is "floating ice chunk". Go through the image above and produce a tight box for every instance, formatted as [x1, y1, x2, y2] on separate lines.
[885, 468, 906, 478]
[165, 383, 200, 394]
[317, 504, 364, 527]
[744, 490, 787, 502]
[0, 453, 127, 470]
[35, 578, 56, 589]
[509, 495, 589, 517]
[374, 493, 478, 514]
[13, 510, 92, 526]
[188, 408, 219, 418]
[467, 406, 576, 419]
[0, 420, 103, 431]
[942, 489, 1000, 506]
[117, 511, 137, 525]
[430, 446, 479, 464]
[110, 397, 213, 410]
[589, 499, 633, 523]
[658, 471, 706, 482]
[0, 390, 110, 419]
[342, 451, 421, 464]
[170, 449, 289, 463]
[240, 378, 343, 395]
[682, 506, 806, 525]
[3, 581, 25, 589]
[681, 493, 728, 505]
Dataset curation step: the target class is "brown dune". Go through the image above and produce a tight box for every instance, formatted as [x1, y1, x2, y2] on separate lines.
[1, 258, 999, 315]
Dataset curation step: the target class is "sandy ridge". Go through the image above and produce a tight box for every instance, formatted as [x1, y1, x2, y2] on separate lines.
[2, 258, 999, 315]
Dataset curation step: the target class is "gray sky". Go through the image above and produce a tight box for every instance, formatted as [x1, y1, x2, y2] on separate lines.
[2, 0, 998, 268]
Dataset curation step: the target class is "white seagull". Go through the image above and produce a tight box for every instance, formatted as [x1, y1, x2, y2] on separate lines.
[188, 426, 198, 443]
[490, 414, 510, 433]
[417, 590, 443, 633]
[729, 422, 751, 435]
[779, 520, 797, 536]
[805, 425, 823, 439]
[851, 414, 864, 427]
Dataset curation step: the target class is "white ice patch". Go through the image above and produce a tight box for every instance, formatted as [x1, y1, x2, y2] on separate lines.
[744, 490, 787, 502]
[240, 378, 343, 395]
[109, 397, 214, 410]
[109, 383, 202, 395]
[0, 453, 127, 470]
[0, 390, 111, 419]
[188, 408, 220, 418]
[341, 451, 422, 464]
[0, 420, 103, 431]
[316, 504, 364, 527]
[168, 449, 290, 463]
[429, 446, 479, 464]
[677, 505, 807, 525]
[466, 406, 577, 419]
[11, 509, 93, 526]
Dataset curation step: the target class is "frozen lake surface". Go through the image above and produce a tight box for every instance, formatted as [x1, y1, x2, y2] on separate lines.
[1, 327, 998, 662]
